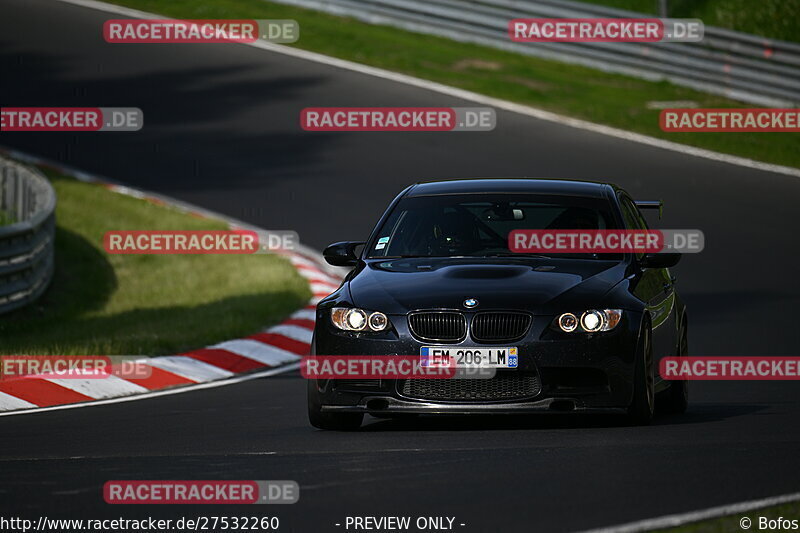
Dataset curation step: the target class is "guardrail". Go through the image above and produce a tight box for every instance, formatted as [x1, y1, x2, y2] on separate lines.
[271, 0, 800, 107]
[0, 157, 56, 314]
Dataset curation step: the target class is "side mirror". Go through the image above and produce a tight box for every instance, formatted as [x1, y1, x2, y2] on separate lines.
[323, 241, 364, 267]
[640, 253, 681, 269]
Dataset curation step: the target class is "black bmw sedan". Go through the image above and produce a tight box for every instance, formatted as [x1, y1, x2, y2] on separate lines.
[309, 178, 688, 430]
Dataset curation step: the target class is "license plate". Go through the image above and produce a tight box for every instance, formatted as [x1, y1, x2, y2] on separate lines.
[420, 347, 518, 368]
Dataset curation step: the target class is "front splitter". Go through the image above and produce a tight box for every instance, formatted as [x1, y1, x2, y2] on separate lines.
[321, 395, 626, 415]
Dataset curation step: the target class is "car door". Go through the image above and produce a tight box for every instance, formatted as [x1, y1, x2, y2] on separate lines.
[618, 194, 678, 379]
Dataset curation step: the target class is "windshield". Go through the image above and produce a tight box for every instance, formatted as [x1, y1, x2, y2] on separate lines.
[367, 193, 621, 259]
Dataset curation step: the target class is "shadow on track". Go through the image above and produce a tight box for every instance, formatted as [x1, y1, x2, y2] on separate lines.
[355, 403, 768, 431]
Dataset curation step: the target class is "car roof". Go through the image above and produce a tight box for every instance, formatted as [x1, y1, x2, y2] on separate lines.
[406, 178, 614, 199]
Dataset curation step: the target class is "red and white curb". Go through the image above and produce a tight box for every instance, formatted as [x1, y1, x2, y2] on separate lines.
[0, 148, 345, 414]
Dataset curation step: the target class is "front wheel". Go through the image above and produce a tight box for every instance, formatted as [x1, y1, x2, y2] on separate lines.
[307, 380, 363, 431]
[627, 323, 654, 426]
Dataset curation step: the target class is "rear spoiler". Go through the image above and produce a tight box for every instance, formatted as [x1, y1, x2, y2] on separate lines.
[635, 200, 663, 219]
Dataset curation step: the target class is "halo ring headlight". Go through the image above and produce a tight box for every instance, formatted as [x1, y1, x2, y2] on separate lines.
[368, 311, 388, 332]
[345, 308, 368, 330]
[580, 310, 604, 333]
[557, 309, 623, 333]
[558, 313, 578, 332]
[331, 307, 389, 332]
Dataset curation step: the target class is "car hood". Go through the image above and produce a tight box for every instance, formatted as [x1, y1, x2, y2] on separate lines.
[348, 257, 626, 315]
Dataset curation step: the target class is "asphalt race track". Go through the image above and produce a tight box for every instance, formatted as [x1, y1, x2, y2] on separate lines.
[2, 1, 800, 531]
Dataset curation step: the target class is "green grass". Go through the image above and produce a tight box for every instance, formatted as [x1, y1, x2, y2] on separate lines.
[0, 209, 15, 226]
[577, 0, 800, 42]
[0, 170, 311, 355]
[655, 500, 800, 532]
[106, 0, 799, 169]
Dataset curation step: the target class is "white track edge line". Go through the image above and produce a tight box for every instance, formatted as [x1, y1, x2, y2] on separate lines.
[0, 363, 300, 418]
[576, 491, 800, 533]
[52, 0, 800, 179]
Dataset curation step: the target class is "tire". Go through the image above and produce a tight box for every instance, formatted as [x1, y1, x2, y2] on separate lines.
[663, 323, 689, 414]
[626, 323, 655, 426]
[307, 380, 363, 431]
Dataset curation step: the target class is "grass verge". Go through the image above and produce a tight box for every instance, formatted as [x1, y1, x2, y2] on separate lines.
[0, 210, 15, 226]
[0, 169, 311, 355]
[577, 0, 800, 42]
[106, 0, 799, 169]
[656, 499, 800, 532]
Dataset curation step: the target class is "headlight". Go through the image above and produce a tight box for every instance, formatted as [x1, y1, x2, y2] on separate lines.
[580, 310, 604, 332]
[557, 309, 622, 333]
[602, 309, 622, 331]
[558, 313, 578, 332]
[368, 311, 389, 331]
[331, 307, 389, 332]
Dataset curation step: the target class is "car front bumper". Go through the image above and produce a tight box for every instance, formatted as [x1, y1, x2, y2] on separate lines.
[311, 309, 643, 412]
